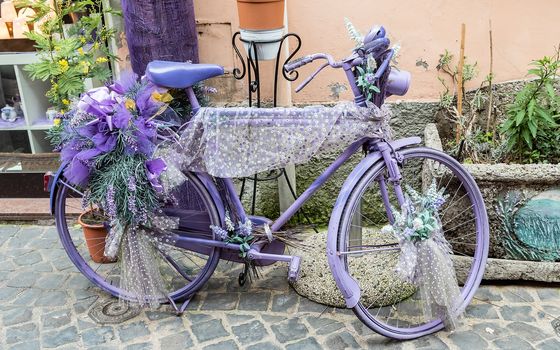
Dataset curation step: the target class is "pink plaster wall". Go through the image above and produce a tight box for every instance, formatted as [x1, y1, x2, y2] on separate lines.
[194, 0, 560, 103]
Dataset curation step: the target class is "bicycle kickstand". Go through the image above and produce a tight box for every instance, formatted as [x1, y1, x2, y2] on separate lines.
[167, 295, 192, 316]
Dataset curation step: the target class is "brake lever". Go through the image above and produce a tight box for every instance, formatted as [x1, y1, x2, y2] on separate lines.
[295, 62, 329, 93]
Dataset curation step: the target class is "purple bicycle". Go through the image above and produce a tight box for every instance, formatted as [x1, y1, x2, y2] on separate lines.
[51, 26, 489, 339]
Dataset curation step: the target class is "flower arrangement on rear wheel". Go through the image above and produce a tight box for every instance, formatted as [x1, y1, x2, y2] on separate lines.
[49, 73, 203, 266]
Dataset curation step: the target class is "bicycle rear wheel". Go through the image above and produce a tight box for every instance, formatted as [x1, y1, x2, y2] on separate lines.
[336, 147, 488, 339]
[54, 170, 221, 303]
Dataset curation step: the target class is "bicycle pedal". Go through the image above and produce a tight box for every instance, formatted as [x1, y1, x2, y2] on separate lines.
[287, 256, 301, 282]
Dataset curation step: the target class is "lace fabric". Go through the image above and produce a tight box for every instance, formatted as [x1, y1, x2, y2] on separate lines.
[396, 227, 463, 329]
[158, 102, 391, 178]
[388, 184, 464, 329]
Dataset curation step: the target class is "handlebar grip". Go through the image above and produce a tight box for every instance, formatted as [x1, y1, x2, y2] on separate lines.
[284, 55, 313, 72]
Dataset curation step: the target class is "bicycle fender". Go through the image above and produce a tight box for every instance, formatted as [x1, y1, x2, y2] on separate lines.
[326, 137, 421, 308]
[197, 173, 226, 224]
[49, 162, 68, 215]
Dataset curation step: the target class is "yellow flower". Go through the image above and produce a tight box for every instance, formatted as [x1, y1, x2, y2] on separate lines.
[93, 42, 99, 50]
[62, 99, 70, 106]
[78, 47, 84, 55]
[80, 36, 86, 44]
[96, 57, 108, 64]
[125, 99, 136, 111]
[60, 109, 65, 114]
[53, 118, 61, 126]
[151, 91, 173, 103]
[58, 59, 69, 72]
[80, 61, 89, 74]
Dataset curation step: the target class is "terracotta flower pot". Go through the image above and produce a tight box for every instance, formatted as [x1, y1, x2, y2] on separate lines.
[78, 212, 116, 264]
[236, 0, 285, 31]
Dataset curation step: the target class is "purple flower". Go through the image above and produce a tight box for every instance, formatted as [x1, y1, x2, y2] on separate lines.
[128, 195, 137, 218]
[108, 71, 138, 95]
[76, 123, 98, 138]
[432, 197, 446, 210]
[204, 86, 218, 94]
[127, 176, 137, 192]
[365, 73, 376, 84]
[112, 104, 132, 130]
[92, 132, 117, 153]
[105, 185, 116, 219]
[63, 148, 101, 186]
[133, 119, 156, 155]
[211, 225, 229, 240]
[60, 140, 81, 163]
[135, 82, 165, 118]
[77, 87, 116, 117]
[64, 157, 90, 186]
[145, 158, 167, 193]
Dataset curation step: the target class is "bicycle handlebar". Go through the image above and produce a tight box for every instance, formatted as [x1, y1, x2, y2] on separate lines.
[282, 26, 409, 99]
[284, 55, 314, 72]
[284, 53, 343, 73]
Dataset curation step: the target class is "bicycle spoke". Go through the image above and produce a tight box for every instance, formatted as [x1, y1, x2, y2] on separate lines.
[444, 217, 476, 233]
[160, 251, 194, 282]
[442, 203, 474, 226]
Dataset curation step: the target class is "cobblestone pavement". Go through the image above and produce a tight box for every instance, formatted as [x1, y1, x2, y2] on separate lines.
[1, 224, 559, 349]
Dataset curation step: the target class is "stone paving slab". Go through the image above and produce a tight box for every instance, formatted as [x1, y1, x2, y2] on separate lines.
[1, 225, 559, 349]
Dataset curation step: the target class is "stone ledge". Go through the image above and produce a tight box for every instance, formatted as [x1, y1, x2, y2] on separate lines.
[464, 163, 560, 184]
[454, 256, 560, 283]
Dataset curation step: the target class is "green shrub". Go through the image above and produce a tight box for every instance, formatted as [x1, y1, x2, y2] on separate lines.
[501, 48, 560, 162]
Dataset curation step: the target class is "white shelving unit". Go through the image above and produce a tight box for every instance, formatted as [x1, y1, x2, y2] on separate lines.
[0, 52, 56, 172]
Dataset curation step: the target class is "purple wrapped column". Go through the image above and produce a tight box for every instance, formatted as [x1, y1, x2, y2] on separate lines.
[121, 0, 199, 75]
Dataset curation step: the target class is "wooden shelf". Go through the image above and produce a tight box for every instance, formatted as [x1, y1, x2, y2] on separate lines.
[1, 52, 55, 173]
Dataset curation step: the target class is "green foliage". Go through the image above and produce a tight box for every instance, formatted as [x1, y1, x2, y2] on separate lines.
[501, 48, 560, 161]
[355, 65, 380, 102]
[167, 84, 209, 119]
[447, 127, 508, 164]
[436, 49, 479, 109]
[45, 121, 64, 147]
[17, 0, 119, 110]
[89, 149, 159, 227]
[344, 17, 363, 46]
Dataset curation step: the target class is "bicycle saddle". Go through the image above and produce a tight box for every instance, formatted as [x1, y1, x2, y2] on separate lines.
[146, 60, 224, 88]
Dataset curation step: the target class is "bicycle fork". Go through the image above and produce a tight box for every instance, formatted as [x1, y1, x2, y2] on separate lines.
[373, 141, 406, 222]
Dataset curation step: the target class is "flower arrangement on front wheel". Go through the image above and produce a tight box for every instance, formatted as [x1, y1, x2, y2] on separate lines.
[53, 74, 178, 263]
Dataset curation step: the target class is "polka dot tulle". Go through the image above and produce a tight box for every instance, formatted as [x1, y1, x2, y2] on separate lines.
[157, 102, 392, 178]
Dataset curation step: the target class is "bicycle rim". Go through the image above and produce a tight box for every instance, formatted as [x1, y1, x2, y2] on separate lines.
[338, 147, 489, 339]
[54, 171, 221, 303]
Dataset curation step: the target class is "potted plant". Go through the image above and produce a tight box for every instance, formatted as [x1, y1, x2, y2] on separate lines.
[78, 207, 115, 263]
[236, 0, 285, 60]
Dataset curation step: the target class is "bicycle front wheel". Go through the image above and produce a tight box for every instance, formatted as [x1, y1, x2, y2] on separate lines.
[54, 170, 222, 304]
[336, 147, 489, 339]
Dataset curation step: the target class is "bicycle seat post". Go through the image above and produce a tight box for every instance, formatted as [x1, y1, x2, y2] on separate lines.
[186, 87, 201, 114]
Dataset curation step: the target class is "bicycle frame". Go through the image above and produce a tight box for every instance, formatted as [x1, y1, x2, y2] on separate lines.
[153, 44, 414, 273]
[159, 134, 421, 278]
